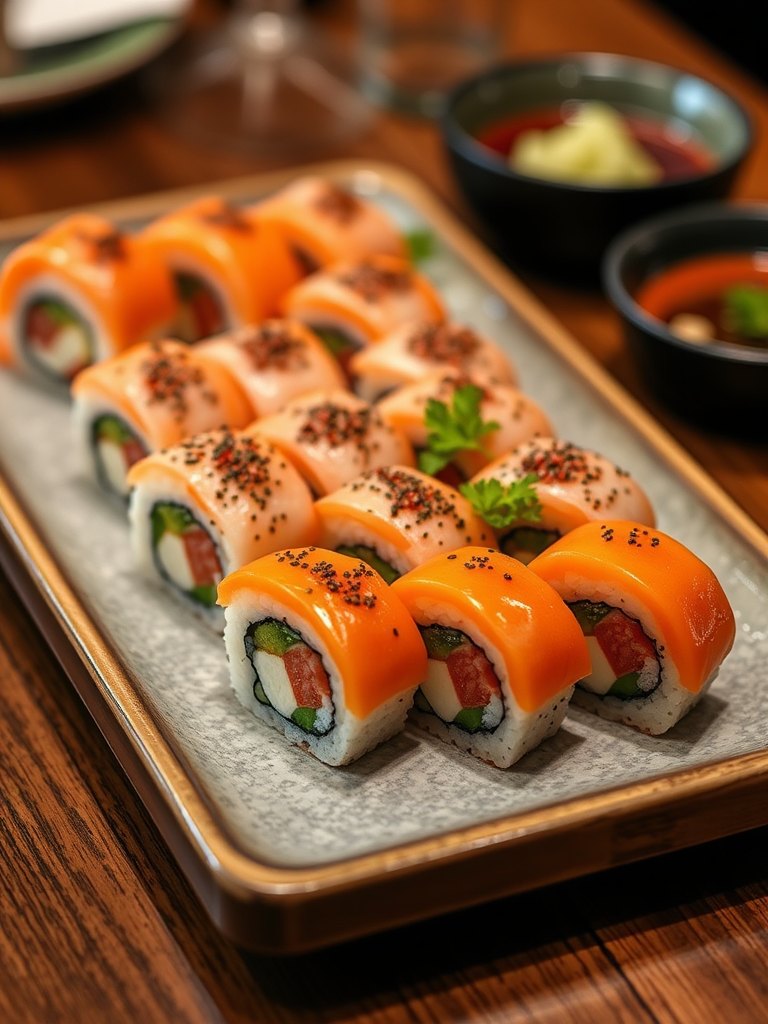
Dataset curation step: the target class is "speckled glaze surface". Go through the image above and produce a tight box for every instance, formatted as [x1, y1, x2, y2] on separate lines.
[0, 174, 766, 873]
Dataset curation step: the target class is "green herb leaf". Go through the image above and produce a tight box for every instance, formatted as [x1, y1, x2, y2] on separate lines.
[459, 474, 542, 529]
[724, 284, 768, 338]
[406, 228, 436, 263]
[418, 384, 500, 475]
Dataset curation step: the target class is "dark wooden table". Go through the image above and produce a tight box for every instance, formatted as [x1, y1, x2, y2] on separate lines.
[1, 1, 767, 1021]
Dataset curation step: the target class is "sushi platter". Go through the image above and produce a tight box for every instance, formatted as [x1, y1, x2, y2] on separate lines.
[1, 161, 768, 953]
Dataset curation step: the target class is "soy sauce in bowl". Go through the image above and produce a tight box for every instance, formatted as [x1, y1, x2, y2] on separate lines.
[635, 251, 768, 349]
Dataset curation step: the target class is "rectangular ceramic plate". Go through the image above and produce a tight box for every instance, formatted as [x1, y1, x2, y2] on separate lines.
[1, 161, 768, 954]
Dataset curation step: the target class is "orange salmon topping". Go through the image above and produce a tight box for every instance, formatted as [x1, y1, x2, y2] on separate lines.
[199, 200, 253, 233]
[73, 227, 127, 264]
[313, 183, 361, 223]
[528, 520, 736, 694]
[218, 547, 427, 718]
[392, 546, 590, 713]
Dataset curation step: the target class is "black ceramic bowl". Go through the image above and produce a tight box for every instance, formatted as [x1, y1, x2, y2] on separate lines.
[602, 202, 768, 437]
[441, 53, 753, 283]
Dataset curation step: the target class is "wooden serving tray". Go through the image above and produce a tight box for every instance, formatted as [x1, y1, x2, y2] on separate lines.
[1, 161, 767, 954]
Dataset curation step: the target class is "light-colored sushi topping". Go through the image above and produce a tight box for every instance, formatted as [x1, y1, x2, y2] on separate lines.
[348, 466, 468, 530]
[296, 400, 385, 455]
[407, 323, 481, 365]
[165, 431, 290, 538]
[229, 322, 310, 372]
[141, 343, 218, 421]
[335, 261, 413, 302]
[510, 440, 631, 513]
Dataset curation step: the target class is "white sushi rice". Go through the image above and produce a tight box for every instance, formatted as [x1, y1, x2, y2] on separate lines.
[12, 272, 113, 383]
[128, 473, 229, 632]
[407, 596, 573, 769]
[222, 591, 415, 766]
[553, 572, 710, 735]
[72, 391, 150, 497]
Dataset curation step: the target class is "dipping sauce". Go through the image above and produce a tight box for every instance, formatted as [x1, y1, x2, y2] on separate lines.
[636, 252, 768, 349]
[477, 103, 715, 184]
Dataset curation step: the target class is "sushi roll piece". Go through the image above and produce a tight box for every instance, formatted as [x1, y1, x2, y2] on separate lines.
[250, 176, 407, 277]
[195, 319, 345, 419]
[245, 388, 415, 497]
[391, 547, 591, 768]
[218, 546, 428, 765]
[315, 464, 496, 583]
[469, 437, 655, 563]
[0, 213, 177, 385]
[528, 520, 736, 734]
[350, 319, 517, 403]
[127, 428, 318, 628]
[377, 370, 553, 485]
[71, 338, 254, 498]
[139, 196, 301, 343]
[280, 254, 445, 376]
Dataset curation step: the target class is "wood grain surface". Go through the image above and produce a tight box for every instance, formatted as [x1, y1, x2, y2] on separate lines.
[1, 0, 768, 1020]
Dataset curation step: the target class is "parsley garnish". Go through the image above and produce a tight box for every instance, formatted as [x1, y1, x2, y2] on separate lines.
[459, 475, 542, 529]
[417, 384, 500, 476]
[406, 228, 436, 263]
[724, 284, 768, 338]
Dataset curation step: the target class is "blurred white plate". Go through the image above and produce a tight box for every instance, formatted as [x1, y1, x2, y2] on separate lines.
[0, 11, 187, 113]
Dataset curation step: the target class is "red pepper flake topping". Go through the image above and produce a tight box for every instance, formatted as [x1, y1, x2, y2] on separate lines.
[277, 549, 378, 607]
[515, 441, 627, 512]
[313, 183, 361, 223]
[407, 323, 480, 365]
[200, 200, 252, 233]
[75, 227, 127, 264]
[142, 344, 217, 421]
[335, 261, 412, 303]
[171, 431, 278, 515]
[231, 323, 308, 372]
[297, 400, 379, 451]
[353, 467, 465, 528]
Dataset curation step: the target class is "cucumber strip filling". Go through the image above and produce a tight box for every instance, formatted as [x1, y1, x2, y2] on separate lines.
[417, 624, 504, 733]
[150, 501, 222, 607]
[568, 600, 662, 700]
[23, 296, 94, 381]
[92, 414, 147, 496]
[500, 526, 560, 563]
[174, 272, 226, 341]
[245, 617, 335, 735]
[336, 544, 400, 584]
